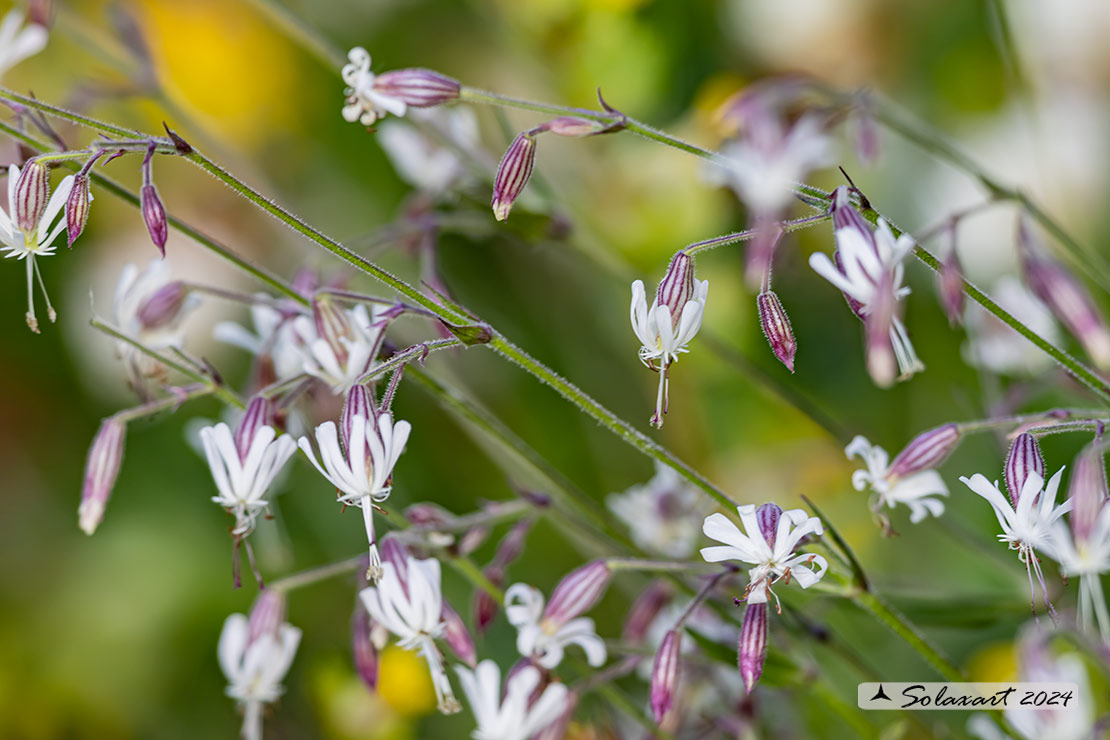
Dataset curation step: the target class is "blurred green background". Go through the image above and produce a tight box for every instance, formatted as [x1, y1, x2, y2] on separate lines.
[2, 0, 1110, 738]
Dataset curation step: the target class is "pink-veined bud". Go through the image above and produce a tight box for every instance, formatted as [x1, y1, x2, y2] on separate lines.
[441, 600, 477, 667]
[493, 517, 532, 569]
[457, 525, 490, 556]
[235, 397, 273, 461]
[738, 602, 768, 693]
[247, 588, 286, 645]
[373, 68, 460, 107]
[544, 116, 611, 137]
[1019, 220, 1110, 369]
[756, 503, 782, 548]
[888, 423, 960, 480]
[1005, 432, 1045, 507]
[865, 276, 897, 388]
[404, 502, 453, 527]
[830, 186, 874, 244]
[314, 295, 354, 367]
[655, 251, 696, 330]
[65, 174, 91, 247]
[622, 581, 671, 643]
[757, 291, 796, 372]
[472, 566, 503, 634]
[533, 690, 578, 740]
[854, 99, 879, 167]
[937, 248, 965, 326]
[379, 536, 412, 579]
[78, 417, 126, 535]
[1069, 441, 1108, 543]
[491, 132, 536, 222]
[543, 560, 610, 626]
[14, 159, 49, 234]
[136, 280, 188, 331]
[141, 183, 168, 256]
[650, 629, 681, 723]
[352, 604, 379, 690]
[341, 384, 373, 452]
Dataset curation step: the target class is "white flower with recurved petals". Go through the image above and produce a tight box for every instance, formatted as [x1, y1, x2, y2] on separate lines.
[341, 47, 407, 126]
[846, 435, 948, 523]
[0, 10, 47, 81]
[504, 583, 607, 669]
[218, 612, 301, 740]
[455, 660, 569, 740]
[201, 422, 296, 536]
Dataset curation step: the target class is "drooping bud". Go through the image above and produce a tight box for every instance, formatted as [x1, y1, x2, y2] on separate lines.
[314, 295, 354, 367]
[854, 96, 879, 167]
[472, 568, 502, 634]
[1068, 441, 1108, 543]
[622, 581, 671, 643]
[341, 384, 373, 452]
[493, 517, 532, 569]
[654, 251, 696, 329]
[543, 560, 610, 625]
[757, 291, 796, 372]
[457, 525, 490, 556]
[14, 159, 49, 235]
[888, 423, 960, 480]
[78, 417, 126, 535]
[372, 68, 460, 107]
[136, 280, 188, 331]
[1005, 433, 1045, 506]
[352, 604, 379, 690]
[491, 132, 536, 221]
[864, 275, 897, 388]
[937, 247, 965, 326]
[1019, 219, 1110, 369]
[247, 588, 286, 645]
[65, 174, 92, 247]
[650, 629, 681, 723]
[235, 397, 273, 462]
[755, 503, 782, 548]
[738, 602, 768, 693]
[544, 116, 612, 137]
[404, 502, 453, 527]
[441, 601, 477, 667]
[141, 184, 168, 256]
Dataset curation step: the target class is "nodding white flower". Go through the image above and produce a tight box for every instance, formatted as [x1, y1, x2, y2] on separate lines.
[630, 252, 709, 427]
[377, 107, 482, 195]
[342, 47, 407, 125]
[964, 277, 1061, 376]
[701, 503, 828, 611]
[360, 555, 460, 713]
[294, 303, 388, 392]
[0, 10, 47, 80]
[298, 412, 411, 580]
[960, 469, 1071, 618]
[217, 610, 301, 740]
[846, 434, 951, 525]
[455, 660, 569, 740]
[200, 400, 297, 537]
[214, 300, 305, 382]
[607, 462, 708, 558]
[1, 165, 73, 332]
[504, 583, 607, 669]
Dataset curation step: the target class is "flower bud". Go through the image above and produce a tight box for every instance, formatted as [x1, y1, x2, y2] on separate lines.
[937, 248, 965, 326]
[757, 291, 796, 372]
[756, 502, 782, 548]
[136, 280, 188, 331]
[141, 183, 168, 256]
[864, 277, 897, 388]
[472, 567, 502, 634]
[372, 68, 460, 107]
[622, 581, 670, 643]
[14, 159, 49, 234]
[544, 116, 611, 137]
[404, 502, 453, 527]
[1068, 441, 1108, 543]
[1005, 432, 1045, 506]
[65, 174, 92, 247]
[543, 560, 610, 625]
[738, 602, 768, 693]
[247, 588, 286, 645]
[493, 517, 532, 569]
[491, 132, 536, 222]
[352, 604, 379, 690]
[650, 629, 681, 723]
[441, 600, 477, 667]
[457, 525, 490, 556]
[235, 397, 273, 461]
[888, 423, 960, 480]
[78, 417, 126, 535]
[341, 384, 373, 452]
[655, 251, 696, 329]
[854, 101, 879, 167]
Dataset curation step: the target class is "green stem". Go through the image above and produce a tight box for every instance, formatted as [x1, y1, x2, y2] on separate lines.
[606, 557, 719, 574]
[683, 213, 830, 256]
[270, 555, 364, 592]
[112, 383, 213, 422]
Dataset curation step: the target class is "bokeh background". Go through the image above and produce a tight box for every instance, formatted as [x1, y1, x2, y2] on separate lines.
[2, 0, 1110, 738]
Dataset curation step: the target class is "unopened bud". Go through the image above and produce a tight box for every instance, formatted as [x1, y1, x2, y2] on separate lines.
[622, 581, 671, 643]
[865, 277, 897, 388]
[855, 100, 879, 167]
[78, 417, 126, 535]
[136, 280, 187, 331]
[888, 423, 960, 479]
[756, 503, 782, 548]
[373, 68, 460, 107]
[491, 132, 536, 221]
[493, 517, 532, 569]
[141, 184, 168, 256]
[341, 384, 373, 452]
[757, 291, 796, 372]
[352, 604, 379, 690]
[937, 248, 965, 326]
[404, 502, 453, 527]
[738, 602, 768, 693]
[66, 174, 92, 247]
[472, 567, 502, 634]
[1069, 441, 1108, 543]
[654, 251, 696, 330]
[247, 589, 286, 645]
[457, 525, 490, 556]
[441, 601, 477, 667]
[544, 116, 611, 137]
[1005, 433, 1045, 506]
[543, 560, 610, 625]
[14, 159, 49, 234]
[235, 397, 273, 461]
[650, 630, 681, 723]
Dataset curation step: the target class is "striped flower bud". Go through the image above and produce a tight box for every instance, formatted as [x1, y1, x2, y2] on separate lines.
[888, 423, 960, 480]
[756, 502, 782, 548]
[14, 158, 49, 234]
[65, 173, 92, 247]
[738, 602, 768, 693]
[247, 588, 286, 645]
[78, 417, 126, 535]
[543, 560, 610, 626]
[650, 629, 680, 722]
[491, 132, 536, 222]
[235, 397, 273, 462]
[341, 384, 374, 453]
[622, 581, 670, 643]
[1005, 432, 1045, 507]
[141, 183, 168, 256]
[372, 68, 460, 107]
[757, 291, 796, 372]
[937, 248, 965, 326]
[472, 568, 502, 635]
[544, 116, 611, 137]
[352, 604, 379, 690]
[655, 251, 696, 330]
[136, 280, 188, 331]
[441, 601, 477, 667]
[1068, 442, 1108, 543]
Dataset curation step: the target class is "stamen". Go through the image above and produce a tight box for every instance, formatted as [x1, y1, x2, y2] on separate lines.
[32, 257, 56, 323]
[25, 258, 38, 333]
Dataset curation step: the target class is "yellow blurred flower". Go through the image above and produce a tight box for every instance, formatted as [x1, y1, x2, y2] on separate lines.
[968, 641, 1019, 682]
[377, 645, 438, 717]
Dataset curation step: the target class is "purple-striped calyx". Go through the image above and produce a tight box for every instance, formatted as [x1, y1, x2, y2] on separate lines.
[738, 602, 768, 693]
[491, 132, 536, 222]
[14, 158, 49, 234]
[78, 417, 126, 535]
[846, 425, 955, 527]
[341, 47, 458, 126]
[65, 174, 92, 247]
[650, 629, 680, 722]
[1005, 433, 1046, 507]
[757, 290, 796, 372]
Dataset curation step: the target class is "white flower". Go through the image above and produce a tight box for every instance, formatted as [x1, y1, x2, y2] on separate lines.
[504, 583, 607, 669]
[200, 422, 297, 536]
[341, 47, 407, 126]
[0, 165, 73, 332]
[293, 303, 387, 392]
[217, 612, 301, 740]
[846, 435, 948, 523]
[298, 412, 411, 580]
[964, 277, 1061, 376]
[1049, 501, 1110, 637]
[377, 107, 481, 194]
[607, 462, 708, 557]
[214, 300, 305, 381]
[0, 10, 47, 80]
[360, 555, 460, 713]
[700, 504, 828, 610]
[455, 660, 569, 740]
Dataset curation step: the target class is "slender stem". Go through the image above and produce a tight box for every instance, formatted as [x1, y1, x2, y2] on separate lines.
[402, 500, 532, 536]
[676, 569, 733, 626]
[354, 339, 461, 387]
[606, 557, 718, 574]
[270, 555, 365, 592]
[683, 214, 830, 256]
[112, 383, 213, 422]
